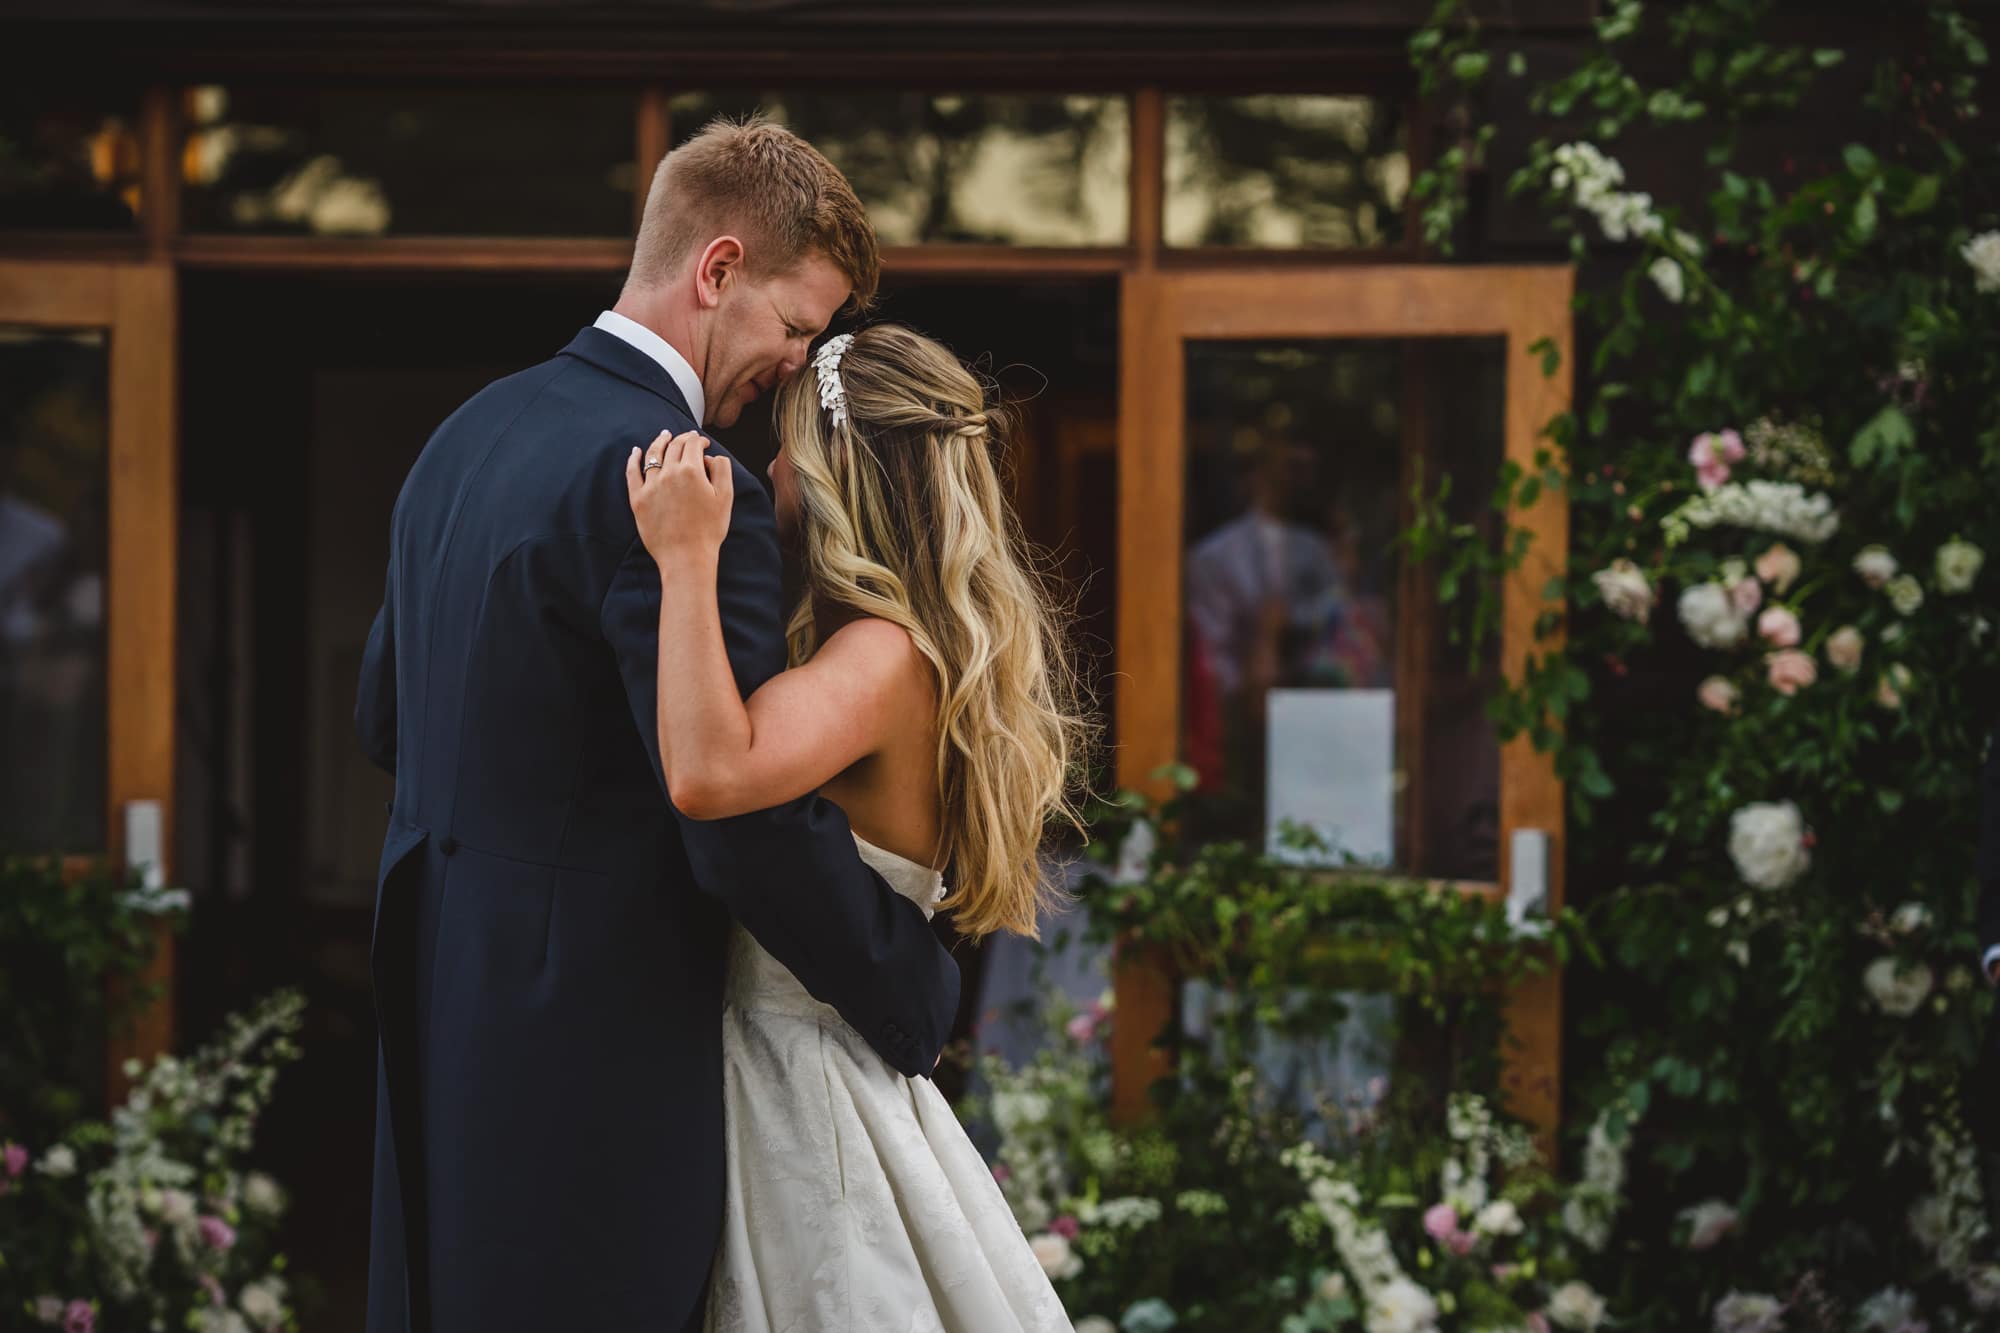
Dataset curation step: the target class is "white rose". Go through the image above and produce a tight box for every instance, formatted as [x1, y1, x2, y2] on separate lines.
[1824, 625, 1865, 674]
[198, 1311, 252, 1333]
[1936, 539, 1984, 594]
[1886, 574, 1924, 615]
[1365, 1277, 1439, 1333]
[160, 1187, 198, 1225]
[1909, 1193, 1949, 1250]
[33, 1296, 65, 1325]
[37, 1144, 76, 1178]
[1679, 583, 1749, 649]
[1864, 956, 1933, 1017]
[1649, 257, 1686, 303]
[1853, 545, 1899, 588]
[1547, 1280, 1608, 1330]
[1726, 939, 1751, 966]
[1889, 901, 1931, 935]
[1728, 801, 1810, 890]
[1678, 1198, 1739, 1250]
[1028, 1232, 1082, 1280]
[242, 1171, 285, 1216]
[1876, 663, 1913, 711]
[1964, 229, 2000, 294]
[1075, 1320, 1118, 1333]
[1712, 1291, 1786, 1333]
[1563, 1196, 1611, 1252]
[1316, 1272, 1349, 1303]
[1592, 559, 1656, 621]
[1474, 1199, 1523, 1236]
[1855, 1287, 1917, 1333]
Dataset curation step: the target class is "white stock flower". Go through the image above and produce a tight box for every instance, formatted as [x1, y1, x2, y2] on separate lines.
[1649, 257, 1686, 303]
[1712, 1291, 1786, 1333]
[1964, 230, 2000, 293]
[1678, 1198, 1739, 1250]
[37, 1144, 77, 1177]
[1864, 957, 1934, 1017]
[240, 1276, 287, 1325]
[1856, 1287, 1918, 1332]
[1548, 1281, 1608, 1330]
[1592, 559, 1656, 621]
[1563, 1196, 1611, 1251]
[1365, 1277, 1440, 1333]
[1028, 1232, 1082, 1280]
[1728, 802, 1810, 890]
[1316, 1272, 1349, 1303]
[1075, 1319, 1118, 1333]
[1853, 545, 1899, 588]
[1671, 481, 1840, 544]
[1474, 1199, 1523, 1236]
[33, 1296, 65, 1324]
[1886, 574, 1924, 615]
[1937, 539, 1984, 594]
[198, 1311, 252, 1333]
[1679, 583, 1749, 649]
[1965, 1264, 2000, 1311]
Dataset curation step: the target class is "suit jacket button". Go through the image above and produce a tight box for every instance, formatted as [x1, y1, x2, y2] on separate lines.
[439, 836, 459, 856]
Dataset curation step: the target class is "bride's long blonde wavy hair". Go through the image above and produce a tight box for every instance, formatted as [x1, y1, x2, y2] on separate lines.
[771, 323, 1092, 940]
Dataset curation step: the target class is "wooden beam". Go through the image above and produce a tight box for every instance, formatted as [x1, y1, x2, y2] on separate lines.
[635, 85, 670, 237]
[103, 263, 181, 1099]
[140, 85, 182, 260]
[1130, 89, 1164, 267]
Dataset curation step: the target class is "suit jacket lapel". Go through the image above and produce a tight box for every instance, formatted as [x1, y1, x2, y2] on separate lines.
[558, 326, 698, 424]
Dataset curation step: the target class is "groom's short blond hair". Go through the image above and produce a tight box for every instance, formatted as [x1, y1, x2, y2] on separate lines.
[628, 115, 880, 309]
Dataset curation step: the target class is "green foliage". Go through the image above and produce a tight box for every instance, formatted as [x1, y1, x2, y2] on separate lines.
[1407, 0, 2000, 1325]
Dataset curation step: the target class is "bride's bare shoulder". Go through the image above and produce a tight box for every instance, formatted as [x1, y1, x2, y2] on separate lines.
[816, 617, 935, 698]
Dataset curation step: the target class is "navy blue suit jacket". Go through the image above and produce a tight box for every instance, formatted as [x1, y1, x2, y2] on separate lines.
[355, 326, 961, 1333]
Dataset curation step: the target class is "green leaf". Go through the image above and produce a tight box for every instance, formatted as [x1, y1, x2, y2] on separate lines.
[1851, 191, 1877, 243]
[1813, 48, 1845, 67]
[1452, 52, 1491, 83]
[1508, 51, 1527, 78]
[1895, 174, 1940, 216]
[1842, 143, 1879, 178]
[1850, 404, 1914, 468]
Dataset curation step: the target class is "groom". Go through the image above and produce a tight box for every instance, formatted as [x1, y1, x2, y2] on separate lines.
[354, 118, 960, 1333]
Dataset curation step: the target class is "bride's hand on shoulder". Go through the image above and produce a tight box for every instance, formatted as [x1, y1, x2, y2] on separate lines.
[625, 429, 734, 561]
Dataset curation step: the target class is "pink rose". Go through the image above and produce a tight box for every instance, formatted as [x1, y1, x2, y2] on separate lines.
[2, 1142, 27, 1177]
[1766, 649, 1818, 696]
[1689, 429, 1746, 492]
[1423, 1202, 1459, 1242]
[1050, 1214, 1080, 1239]
[1756, 606, 1801, 647]
[991, 1163, 1011, 1184]
[1492, 1263, 1520, 1283]
[1825, 625, 1864, 673]
[1065, 1013, 1097, 1043]
[1447, 1229, 1477, 1257]
[64, 1301, 95, 1333]
[1756, 543, 1802, 593]
[1697, 676, 1741, 714]
[1527, 1315, 1551, 1333]
[198, 1215, 237, 1251]
[1729, 578, 1764, 615]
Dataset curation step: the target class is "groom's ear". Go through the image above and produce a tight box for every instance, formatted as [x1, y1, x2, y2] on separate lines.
[695, 235, 746, 309]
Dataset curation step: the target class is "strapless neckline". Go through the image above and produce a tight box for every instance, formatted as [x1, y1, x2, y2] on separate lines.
[851, 833, 946, 917]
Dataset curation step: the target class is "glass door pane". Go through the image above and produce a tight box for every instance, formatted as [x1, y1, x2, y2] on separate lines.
[0, 324, 108, 851]
[1178, 336, 1505, 883]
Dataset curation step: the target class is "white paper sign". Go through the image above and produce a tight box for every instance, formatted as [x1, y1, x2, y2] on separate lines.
[1265, 689, 1395, 867]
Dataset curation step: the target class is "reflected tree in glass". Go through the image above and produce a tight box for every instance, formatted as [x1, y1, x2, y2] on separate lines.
[670, 93, 1129, 246]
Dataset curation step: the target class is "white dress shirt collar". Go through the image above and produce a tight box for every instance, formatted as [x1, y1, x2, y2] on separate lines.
[593, 310, 706, 425]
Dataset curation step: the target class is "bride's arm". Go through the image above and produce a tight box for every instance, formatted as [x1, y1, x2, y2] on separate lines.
[626, 430, 921, 819]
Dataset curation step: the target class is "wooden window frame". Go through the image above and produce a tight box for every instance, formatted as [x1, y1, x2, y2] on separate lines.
[0, 257, 181, 1096]
[1110, 263, 1573, 1142]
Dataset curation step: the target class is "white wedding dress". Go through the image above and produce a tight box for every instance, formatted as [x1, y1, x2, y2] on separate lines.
[706, 835, 1075, 1333]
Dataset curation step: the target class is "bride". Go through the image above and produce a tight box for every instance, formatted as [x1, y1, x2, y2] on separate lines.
[625, 322, 1091, 1332]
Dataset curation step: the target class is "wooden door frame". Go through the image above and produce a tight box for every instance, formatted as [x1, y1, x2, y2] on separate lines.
[1110, 262, 1573, 1140]
[0, 259, 181, 1090]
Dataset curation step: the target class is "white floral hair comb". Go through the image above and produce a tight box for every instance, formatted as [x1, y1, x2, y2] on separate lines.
[811, 333, 855, 428]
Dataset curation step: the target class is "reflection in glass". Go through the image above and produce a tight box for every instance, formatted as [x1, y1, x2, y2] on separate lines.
[181, 86, 637, 236]
[669, 93, 1129, 246]
[1180, 338, 1502, 882]
[1, 327, 109, 850]
[1165, 95, 1408, 249]
[0, 89, 142, 229]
